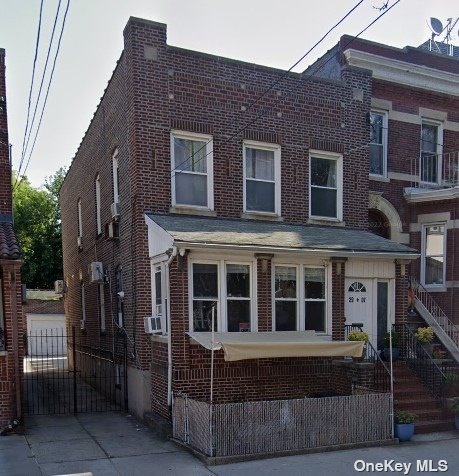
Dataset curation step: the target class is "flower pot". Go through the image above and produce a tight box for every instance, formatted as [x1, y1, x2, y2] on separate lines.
[455, 416, 459, 431]
[352, 346, 366, 362]
[382, 348, 400, 362]
[395, 423, 415, 441]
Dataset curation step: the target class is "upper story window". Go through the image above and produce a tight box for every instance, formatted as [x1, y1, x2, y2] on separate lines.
[422, 223, 445, 287]
[243, 141, 281, 215]
[420, 121, 442, 184]
[171, 131, 213, 210]
[309, 152, 343, 221]
[95, 174, 102, 235]
[273, 265, 328, 333]
[77, 198, 83, 248]
[190, 260, 254, 333]
[112, 148, 119, 204]
[369, 111, 388, 177]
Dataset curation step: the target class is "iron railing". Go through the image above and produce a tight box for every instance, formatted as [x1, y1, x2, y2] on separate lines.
[410, 276, 459, 348]
[410, 150, 459, 188]
[344, 324, 393, 393]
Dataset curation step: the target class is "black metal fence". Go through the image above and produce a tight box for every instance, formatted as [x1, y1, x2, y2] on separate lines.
[23, 327, 127, 415]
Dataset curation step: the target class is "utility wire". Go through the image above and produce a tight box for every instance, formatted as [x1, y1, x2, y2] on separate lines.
[14, 0, 71, 191]
[170, 0, 401, 182]
[16, 0, 44, 182]
[170, 0, 366, 177]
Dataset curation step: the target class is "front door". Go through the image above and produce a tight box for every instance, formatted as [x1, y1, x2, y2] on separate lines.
[345, 279, 374, 346]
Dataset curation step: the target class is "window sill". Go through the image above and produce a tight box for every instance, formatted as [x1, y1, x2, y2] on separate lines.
[169, 206, 217, 217]
[150, 334, 168, 343]
[241, 212, 283, 222]
[369, 174, 390, 183]
[422, 285, 447, 293]
[307, 217, 345, 226]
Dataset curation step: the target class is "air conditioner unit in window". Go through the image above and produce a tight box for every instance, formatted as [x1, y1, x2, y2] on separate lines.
[111, 202, 120, 221]
[77, 236, 83, 249]
[54, 280, 64, 294]
[144, 316, 162, 334]
[89, 261, 104, 283]
[80, 319, 86, 330]
[105, 221, 119, 239]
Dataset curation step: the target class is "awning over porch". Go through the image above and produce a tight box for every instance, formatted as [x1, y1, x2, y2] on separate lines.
[144, 213, 418, 259]
[187, 330, 365, 361]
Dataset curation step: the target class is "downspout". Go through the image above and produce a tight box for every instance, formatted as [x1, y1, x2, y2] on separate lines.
[166, 246, 177, 407]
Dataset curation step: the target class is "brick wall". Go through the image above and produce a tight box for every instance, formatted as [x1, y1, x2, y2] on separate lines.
[0, 49, 12, 216]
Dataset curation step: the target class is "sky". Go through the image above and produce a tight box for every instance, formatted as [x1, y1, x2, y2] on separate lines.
[1, 0, 457, 188]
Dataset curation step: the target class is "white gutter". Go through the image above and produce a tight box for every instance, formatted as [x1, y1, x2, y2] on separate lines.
[165, 246, 177, 408]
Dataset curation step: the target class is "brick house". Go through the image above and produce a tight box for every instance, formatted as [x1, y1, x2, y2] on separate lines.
[0, 48, 24, 429]
[60, 17, 418, 432]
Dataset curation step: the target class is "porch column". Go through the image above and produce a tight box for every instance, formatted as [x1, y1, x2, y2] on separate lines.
[395, 260, 409, 325]
[255, 254, 273, 332]
[331, 258, 347, 341]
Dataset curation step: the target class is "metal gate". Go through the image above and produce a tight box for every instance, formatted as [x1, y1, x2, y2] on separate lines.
[23, 326, 128, 415]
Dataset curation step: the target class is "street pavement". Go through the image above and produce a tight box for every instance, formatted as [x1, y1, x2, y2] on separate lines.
[0, 411, 458, 475]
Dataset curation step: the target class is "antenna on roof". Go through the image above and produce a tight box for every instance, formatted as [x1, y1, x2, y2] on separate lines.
[425, 17, 459, 56]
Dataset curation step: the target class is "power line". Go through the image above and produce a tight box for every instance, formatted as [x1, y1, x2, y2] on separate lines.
[16, 0, 44, 181]
[170, 0, 366, 178]
[14, 0, 71, 192]
[170, 0, 401, 183]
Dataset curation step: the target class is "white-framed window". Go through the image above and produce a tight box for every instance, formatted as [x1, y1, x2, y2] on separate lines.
[171, 131, 213, 209]
[421, 223, 446, 287]
[189, 259, 256, 332]
[95, 174, 102, 235]
[98, 283, 106, 332]
[77, 198, 83, 240]
[243, 141, 281, 215]
[420, 120, 443, 184]
[309, 151, 343, 221]
[369, 110, 388, 177]
[151, 262, 167, 333]
[273, 264, 330, 334]
[112, 148, 119, 204]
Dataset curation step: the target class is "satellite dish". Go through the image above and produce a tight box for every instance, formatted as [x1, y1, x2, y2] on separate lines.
[429, 17, 444, 35]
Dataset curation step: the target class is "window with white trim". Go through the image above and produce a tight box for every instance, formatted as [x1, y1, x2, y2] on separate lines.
[309, 152, 342, 220]
[190, 260, 254, 332]
[152, 263, 167, 333]
[243, 141, 281, 215]
[95, 174, 102, 235]
[273, 265, 329, 334]
[112, 148, 119, 204]
[422, 224, 446, 286]
[171, 131, 213, 209]
[369, 111, 388, 176]
[420, 121, 442, 184]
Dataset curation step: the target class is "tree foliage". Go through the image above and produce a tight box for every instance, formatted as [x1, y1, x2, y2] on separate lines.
[13, 168, 67, 289]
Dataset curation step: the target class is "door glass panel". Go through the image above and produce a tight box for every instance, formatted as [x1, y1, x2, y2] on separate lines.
[377, 282, 388, 350]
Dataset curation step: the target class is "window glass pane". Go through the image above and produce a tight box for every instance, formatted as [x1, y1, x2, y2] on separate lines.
[193, 301, 217, 332]
[246, 148, 274, 180]
[425, 225, 444, 256]
[174, 138, 207, 173]
[226, 264, 250, 297]
[275, 301, 296, 331]
[421, 124, 438, 154]
[311, 187, 337, 218]
[227, 300, 250, 332]
[370, 113, 383, 144]
[370, 144, 383, 175]
[246, 180, 275, 212]
[304, 268, 325, 299]
[193, 264, 218, 298]
[305, 301, 325, 332]
[175, 173, 207, 207]
[155, 269, 162, 315]
[275, 266, 296, 298]
[425, 257, 444, 285]
[311, 157, 336, 187]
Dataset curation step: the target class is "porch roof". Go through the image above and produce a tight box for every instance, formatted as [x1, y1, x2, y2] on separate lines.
[0, 221, 21, 260]
[145, 213, 418, 259]
[188, 330, 364, 361]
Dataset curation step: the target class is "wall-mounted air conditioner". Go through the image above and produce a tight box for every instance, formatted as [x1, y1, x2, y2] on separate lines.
[105, 221, 119, 239]
[144, 316, 162, 334]
[111, 202, 120, 221]
[89, 262, 104, 283]
[54, 280, 64, 294]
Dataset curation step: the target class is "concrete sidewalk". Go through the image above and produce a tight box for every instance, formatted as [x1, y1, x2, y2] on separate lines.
[0, 412, 212, 476]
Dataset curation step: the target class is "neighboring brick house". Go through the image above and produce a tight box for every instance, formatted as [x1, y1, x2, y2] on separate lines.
[340, 36, 459, 325]
[0, 48, 24, 429]
[60, 17, 417, 423]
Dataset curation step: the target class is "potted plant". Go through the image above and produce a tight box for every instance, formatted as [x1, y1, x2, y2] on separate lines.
[415, 326, 435, 355]
[451, 397, 459, 431]
[347, 329, 369, 361]
[394, 410, 416, 441]
[382, 331, 400, 362]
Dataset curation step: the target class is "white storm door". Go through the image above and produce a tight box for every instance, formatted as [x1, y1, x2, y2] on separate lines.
[345, 279, 375, 346]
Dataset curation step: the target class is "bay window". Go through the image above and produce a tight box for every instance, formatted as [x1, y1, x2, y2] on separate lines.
[274, 266, 297, 331]
[369, 111, 387, 176]
[304, 268, 326, 332]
